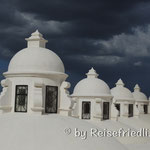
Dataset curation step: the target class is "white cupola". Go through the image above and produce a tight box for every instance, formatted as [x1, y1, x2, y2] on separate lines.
[134, 84, 140, 92]
[111, 79, 136, 118]
[70, 68, 113, 121]
[5, 30, 66, 76]
[86, 67, 99, 78]
[0, 30, 68, 115]
[132, 84, 149, 114]
[133, 84, 147, 101]
[116, 79, 125, 87]
[26, 30, 48, 48]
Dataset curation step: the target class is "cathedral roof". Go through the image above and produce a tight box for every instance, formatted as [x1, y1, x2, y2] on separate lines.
[0, 114, 127, 150]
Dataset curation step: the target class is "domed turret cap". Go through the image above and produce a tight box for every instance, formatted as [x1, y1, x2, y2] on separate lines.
[4, 30, 67, 78]
[132, 84, 148, 101]
[72, 68, 111, 97]
[111, 79, 134, 101]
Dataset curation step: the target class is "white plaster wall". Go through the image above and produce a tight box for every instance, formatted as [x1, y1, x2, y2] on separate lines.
[71, 96, 112, 121]
[59, 81, 71, 116]
[0, 74, 65, 114]
[135, 102, 149, 114]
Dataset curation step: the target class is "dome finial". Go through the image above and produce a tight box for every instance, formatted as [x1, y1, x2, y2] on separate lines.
[86, 67, 99, 78]
[134, 84, 140, 92]
[116, 78, 124, 87]
[25, 30, 48, 48]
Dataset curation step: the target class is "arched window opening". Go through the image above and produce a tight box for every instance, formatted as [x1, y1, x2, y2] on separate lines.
[103, 102, 109, 120]
[115, 104, 120, 117]
[15, 85, 28, 112]
[144, 105, 148, 114]
[128, 104, 133, 117]
[82, 102, 91, 119]
[45, 86, 58, 113]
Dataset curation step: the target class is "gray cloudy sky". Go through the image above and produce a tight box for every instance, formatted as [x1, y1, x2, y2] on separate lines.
[0, 0, 150, 95]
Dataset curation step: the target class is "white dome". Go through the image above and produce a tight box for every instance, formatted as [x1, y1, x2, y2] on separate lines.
[8, 47, 65, 74]
[132, 84, 148, 101]
[72, 68, 111, 97]
[133, 92, 147, 101]
[111, 79, 134, 101]
[6, 30, 65, 75]
[0, 114, 127, 150]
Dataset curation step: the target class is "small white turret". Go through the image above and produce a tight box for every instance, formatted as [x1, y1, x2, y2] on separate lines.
[134, 84, 140, 92]
[86, 67, 99, 78]
[116, 78, 124, 87]
[25, 30, 48, 48]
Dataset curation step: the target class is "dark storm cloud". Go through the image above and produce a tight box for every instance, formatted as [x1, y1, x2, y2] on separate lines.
[13, 0, 150, 38]
[0, 0, 27, 28]
[0, 0, 150, 95]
